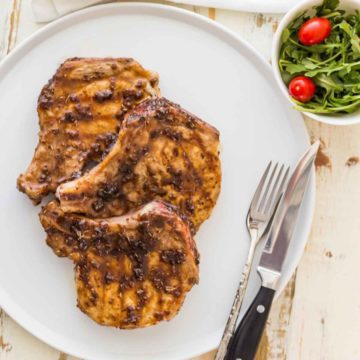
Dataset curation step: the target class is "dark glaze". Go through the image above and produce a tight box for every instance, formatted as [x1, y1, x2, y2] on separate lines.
[17, 58, 160, 204]
[58, 97, 222, 232]
[39, 200, 199, 329]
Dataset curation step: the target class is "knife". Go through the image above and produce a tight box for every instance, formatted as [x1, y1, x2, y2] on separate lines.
[225, 141, 320, 360]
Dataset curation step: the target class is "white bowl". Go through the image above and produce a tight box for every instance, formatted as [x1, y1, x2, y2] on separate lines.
[272, 0, 360, 125]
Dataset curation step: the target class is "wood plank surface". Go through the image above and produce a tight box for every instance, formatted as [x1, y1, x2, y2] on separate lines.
[1, 1, 359, 359]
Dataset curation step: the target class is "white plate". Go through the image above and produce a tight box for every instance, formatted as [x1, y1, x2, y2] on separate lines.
[170, 0, 299, 13]
[0, 4, 314, 360]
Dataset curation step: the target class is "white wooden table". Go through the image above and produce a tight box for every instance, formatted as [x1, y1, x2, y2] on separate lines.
[1, 1, 360, 359]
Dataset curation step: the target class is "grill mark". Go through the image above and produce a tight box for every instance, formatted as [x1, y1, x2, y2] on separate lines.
[39, 200, 199, 329]
[58, 98, 220, 232]
[18, 58, 160, 203]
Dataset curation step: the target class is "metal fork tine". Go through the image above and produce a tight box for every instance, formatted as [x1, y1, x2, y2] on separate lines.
[269, 165, 290, 215]
[264, 164, 284, 214]
[258, 162, 278, 213]
[250, 161, 272, 211]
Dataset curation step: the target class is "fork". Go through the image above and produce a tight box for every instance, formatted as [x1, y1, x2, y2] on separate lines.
[214, 161, 290, 360]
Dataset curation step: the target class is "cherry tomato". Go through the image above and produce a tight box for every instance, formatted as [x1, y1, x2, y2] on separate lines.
[298, 17, 332, 45]
[288, 76, 316, 103]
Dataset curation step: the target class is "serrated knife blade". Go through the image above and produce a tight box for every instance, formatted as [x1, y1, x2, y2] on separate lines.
[258, 140, 319, 284]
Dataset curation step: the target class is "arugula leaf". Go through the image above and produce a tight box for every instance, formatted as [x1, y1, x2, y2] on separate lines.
[281, 28, 290, 43]
[315, 0, 340, 16]
[284, 63, 308, 74]
[351, 38, 360, 57]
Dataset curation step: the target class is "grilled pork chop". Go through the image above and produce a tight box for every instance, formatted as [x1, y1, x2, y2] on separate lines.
[39, 200, 199, 329]
[17, 58, 160, 204]
[57, 97, 221, 231]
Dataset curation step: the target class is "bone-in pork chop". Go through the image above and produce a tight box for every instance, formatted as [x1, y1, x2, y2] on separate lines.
[57, 97, 221, 231]
[39, 200, 199, 329]
[17, 58, 160, 204]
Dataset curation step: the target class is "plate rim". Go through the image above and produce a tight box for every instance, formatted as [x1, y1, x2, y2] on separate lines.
[0, 3, 315, 359]
[169, 0, 298, 13]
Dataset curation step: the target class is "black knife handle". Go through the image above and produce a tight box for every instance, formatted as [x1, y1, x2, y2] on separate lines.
[225, 286, 275, 360]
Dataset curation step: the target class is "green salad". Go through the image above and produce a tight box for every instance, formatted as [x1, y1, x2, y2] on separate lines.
[279, 0, 360, 114]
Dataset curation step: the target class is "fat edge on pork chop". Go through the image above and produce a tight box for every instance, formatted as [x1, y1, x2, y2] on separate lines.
[39, 200, 199, 329]
[57, 97, 221, 232]
[17, 57, 160, 204]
